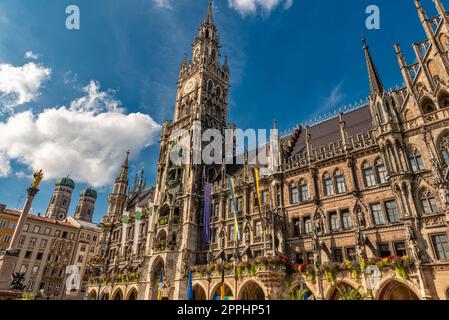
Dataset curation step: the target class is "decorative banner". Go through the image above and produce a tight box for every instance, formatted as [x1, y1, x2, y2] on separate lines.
[187, 270, 193, 300]
[227, 175, 240, 241]
[133, 211, 142, 255]
[121, 213, 129, 256]
[220, 266, 225, 301]
[252, 167, 266, 233]
[204, 183, 212, 244]
[157, 272, 163, 300]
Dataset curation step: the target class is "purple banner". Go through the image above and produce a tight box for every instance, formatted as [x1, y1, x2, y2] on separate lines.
[204, 183, 212, 244]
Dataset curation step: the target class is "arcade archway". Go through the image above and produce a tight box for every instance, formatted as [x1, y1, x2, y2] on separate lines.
[151, 258, 165, 300]
[378, 281, 419, 300]
[211, 283, 233, 300]
[290, 283, 315, 300]
[239, 281, 266, 300]
[193, 284, 207, 300]
[329, 283, 361, 300]
[112, 289, 124, 300]
[88, 290, 97, 300]
[127, 288, 138, 300]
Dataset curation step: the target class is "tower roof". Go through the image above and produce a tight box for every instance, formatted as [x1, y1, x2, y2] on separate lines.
[80, 188, 97, 199]
[117, 150, 130, 181]
[204, 0, 213, 25]
[55, 176, 75, 189]
[362, 38, 384, 95]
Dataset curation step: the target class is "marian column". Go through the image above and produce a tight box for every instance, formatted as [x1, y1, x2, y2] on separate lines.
[0, 170, 43, 299]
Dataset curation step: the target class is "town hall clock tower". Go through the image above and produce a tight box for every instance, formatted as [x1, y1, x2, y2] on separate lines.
[141, 0, 230, 300]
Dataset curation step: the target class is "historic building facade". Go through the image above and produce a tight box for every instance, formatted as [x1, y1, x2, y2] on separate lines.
[87, 0, 449, 300]
[0, 177, 100, 300]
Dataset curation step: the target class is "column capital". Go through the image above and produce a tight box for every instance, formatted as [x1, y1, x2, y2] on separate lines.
[27, 187, 39, 197]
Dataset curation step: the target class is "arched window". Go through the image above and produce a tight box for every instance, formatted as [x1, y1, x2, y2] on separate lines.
[408, 147, 425, 172]
[207, 80, 214, 92]
[290, 183, 299, 204]
[299, 179, 309, 202]
[438, 93, 449, 108]
[375, 158, 388, 184]
[419, 188, 438, 214]
[362, 161, 376, 187]
[421, 98, 436, 114]
[323, 172, 334, 196]
[439, 132, 449, 165]
[216, 86, 222, 99]
[334, 169, 347, 194]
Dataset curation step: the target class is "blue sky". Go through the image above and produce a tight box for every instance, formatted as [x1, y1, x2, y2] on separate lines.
[0, 0, 441, 222]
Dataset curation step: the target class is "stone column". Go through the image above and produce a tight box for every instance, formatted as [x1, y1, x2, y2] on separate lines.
[7, 187, 38, 252]
[1, 177, 41, 298]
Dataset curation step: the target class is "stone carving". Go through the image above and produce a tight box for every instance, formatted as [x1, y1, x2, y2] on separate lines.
[10, 272, 26, 290]
[423, 215, 445, 228]
[405, 224, 421, 263]
[354, 204, 366, 228]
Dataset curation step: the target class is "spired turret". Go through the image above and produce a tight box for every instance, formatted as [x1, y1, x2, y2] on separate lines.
[74, 188, 97, 223]
[46, 176, 75, 221]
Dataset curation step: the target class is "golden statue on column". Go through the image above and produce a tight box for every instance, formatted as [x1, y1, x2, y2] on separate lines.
[31, 169, 44, 189]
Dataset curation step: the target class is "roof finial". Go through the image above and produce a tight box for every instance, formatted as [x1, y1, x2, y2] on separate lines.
[204, 0, 213, 24]
[362, 37, 384, 95]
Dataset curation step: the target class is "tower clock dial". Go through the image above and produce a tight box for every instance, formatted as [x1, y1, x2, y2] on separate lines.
[184, 79, 196, 94]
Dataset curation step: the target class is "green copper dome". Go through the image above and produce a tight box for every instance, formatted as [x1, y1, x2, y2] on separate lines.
[80, 188, 97, 199]
[55, 177, 75, 189]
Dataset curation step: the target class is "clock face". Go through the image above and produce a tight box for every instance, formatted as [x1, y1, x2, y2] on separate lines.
[184, 79, 196, 94]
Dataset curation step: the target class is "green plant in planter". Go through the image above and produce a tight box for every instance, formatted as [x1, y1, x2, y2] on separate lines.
[159, 217, 169, 226]
[337, 286, 367, 300]
[320, 263, 338, 284]
[20, 292, 35, 300]
[285, 288, 310, 301]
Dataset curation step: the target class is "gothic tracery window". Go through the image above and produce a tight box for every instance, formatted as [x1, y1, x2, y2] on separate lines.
[421, 98, 436, 114]
[334, 169, 347, 194]
[408, 147, 425, 172]
[299, 179, 309, 202]
[438, 93, 449, 109]
[419, 188, 438, 215]
[375, 158, 388, 184]
[290, 183, 299, 204]
[323, 172, 334, 196]
[362, 161, 376, 187]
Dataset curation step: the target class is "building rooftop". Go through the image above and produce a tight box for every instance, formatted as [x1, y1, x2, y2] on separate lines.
[1, 209, 78, 229]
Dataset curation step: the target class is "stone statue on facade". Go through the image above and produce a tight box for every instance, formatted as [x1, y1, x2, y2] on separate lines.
[354, 204, 366, 228]
[405, 224, 421, 263]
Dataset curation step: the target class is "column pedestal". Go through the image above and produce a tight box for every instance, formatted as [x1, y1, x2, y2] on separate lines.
[0, 254, 21, 300]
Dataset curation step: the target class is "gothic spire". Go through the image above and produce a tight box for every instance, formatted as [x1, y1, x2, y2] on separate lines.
[434, 0, 447, 17]
[362, 38, 384, 95]
[117, 150, 129, 182]
[414, 0, 429, 21]
[204, 0, 213, 25]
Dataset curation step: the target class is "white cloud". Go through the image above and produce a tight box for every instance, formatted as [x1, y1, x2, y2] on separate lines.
[25, 51, 40, 60]
[323, 82, 344, 110]
[152, 0, 172, 9]
[0, 151, 11, 177]
[69, 80, 124, 113]
[0, 81, 161, 187]
[228, 0, 293, 15]
[0, 62, 51, 110]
